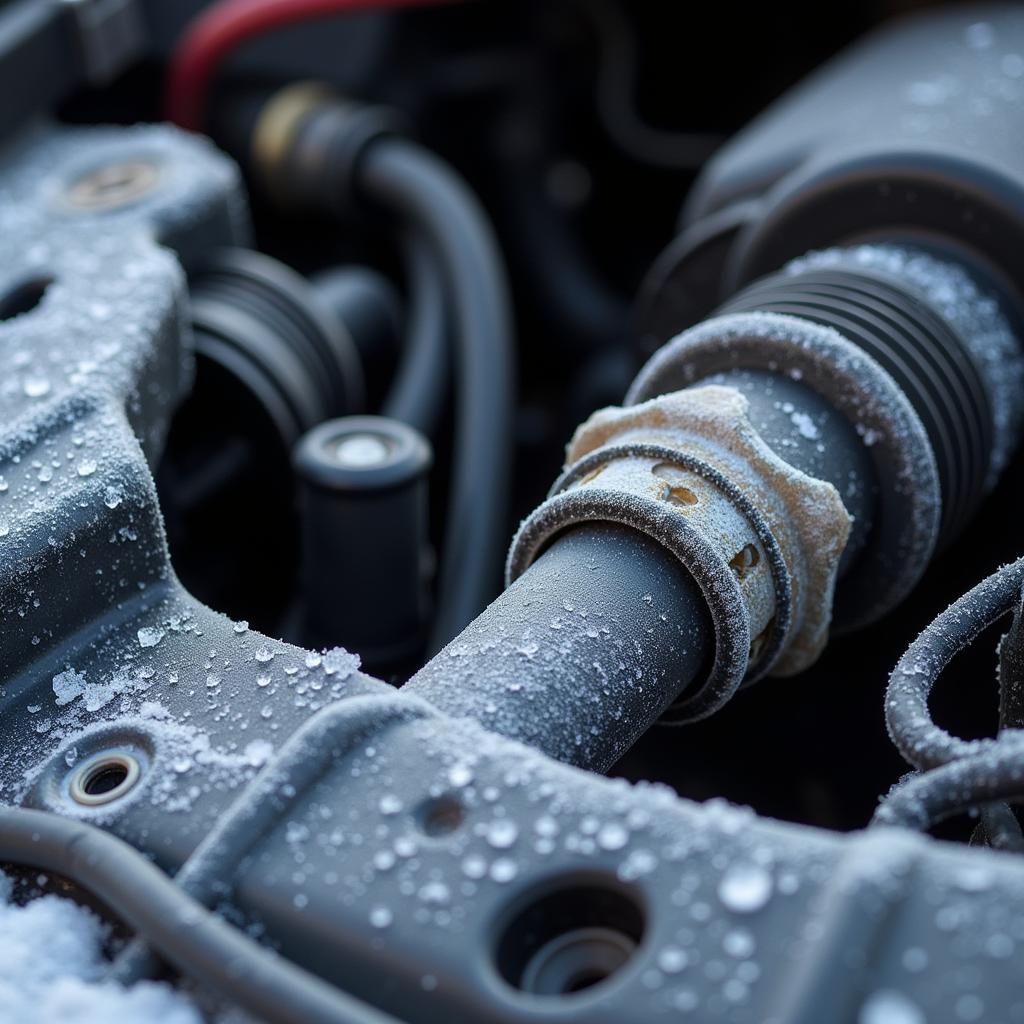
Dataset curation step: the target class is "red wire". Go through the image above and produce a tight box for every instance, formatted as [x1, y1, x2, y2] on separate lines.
[165, 0, 459, 131]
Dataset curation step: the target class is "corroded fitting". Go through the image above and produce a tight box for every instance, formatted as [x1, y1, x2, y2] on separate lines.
[507, 385, 851, 722]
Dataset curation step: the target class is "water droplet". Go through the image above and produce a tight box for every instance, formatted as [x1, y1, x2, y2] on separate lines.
[369, 906, 393, 929]
[534, 815, 559, 837]
[418, 881, 451, 905]
[657, 946, 689, 974]
[858, 990, 925, 1024]
[379, 794, 403, 816]
[77, 459, 97, 477]
[23, 377, 50, 398]
[597, 821, 629, 851]
[448, 763, 474, 788]
[490, 857, 518, 882]
[723, 928, 755, 958]
[461, 853, 487, 879]
[254, 648, 274, 664]
[718, 863, 773, 913]
[485, 819, 518, 849]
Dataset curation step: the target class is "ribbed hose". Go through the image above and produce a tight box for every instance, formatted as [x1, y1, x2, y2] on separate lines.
[358, 138, 515, 651]
[718, 265, 993, 544]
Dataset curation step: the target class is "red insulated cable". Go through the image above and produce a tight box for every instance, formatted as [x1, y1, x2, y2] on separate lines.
[165, 0, 461, 131]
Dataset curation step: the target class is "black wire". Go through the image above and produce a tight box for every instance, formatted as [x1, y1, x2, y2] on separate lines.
[359, 137, 516, 651]
[381, 231, 449, 435]
[573, 0, 725, 170]
[873, 744, 1024, 832]
[875, 557, 1024, 838]
[884, 557, 1024, 773]
[0, 806, 400, 1024]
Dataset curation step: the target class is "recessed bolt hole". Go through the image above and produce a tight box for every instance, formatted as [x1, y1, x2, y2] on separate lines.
[417, 794, 465, 837]
[497, 882, 644, 998]
[729, 543, 760, 578]
[0, 277, 51, 321]
[69, 752, 141, 806]
[66, 160, 160, 210]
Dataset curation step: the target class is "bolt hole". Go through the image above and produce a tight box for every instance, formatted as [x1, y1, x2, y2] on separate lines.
[65, 160, 160, 210]
[496, 880, 644, 998]
[729, 543, 760, 578]
[417, 794, 465, 837]
[0, 277, 51, 321]
[69, 752, 141, 807]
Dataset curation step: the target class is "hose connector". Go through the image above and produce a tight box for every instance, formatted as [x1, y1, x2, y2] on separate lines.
[248, 81, 406, 214]
[508, 385, 851, 722]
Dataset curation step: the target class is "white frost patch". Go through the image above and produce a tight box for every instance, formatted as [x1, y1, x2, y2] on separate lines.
[52, 668, 86, 707]
[0, 873, 201, 1024]
[789, 410, 820, 440]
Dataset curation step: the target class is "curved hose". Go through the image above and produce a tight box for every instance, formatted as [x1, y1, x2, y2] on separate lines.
[381, 232, 449, 434]
[358, 137, 516, 650]
[0, 806, 399, 1024]
[875, 557, 1024, 838]
[873, 746, 1024, 832]
[883, 557, 1024, 772]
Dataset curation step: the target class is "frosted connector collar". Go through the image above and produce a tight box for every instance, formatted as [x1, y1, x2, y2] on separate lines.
[508, 385, 851, 723]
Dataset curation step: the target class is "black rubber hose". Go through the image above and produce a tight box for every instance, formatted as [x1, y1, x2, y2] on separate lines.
[358, 137, 516, 651]
[381, 231, 449, 435]
[0, 807, 399, 1024]
[872, 745, 1024, 832]
[884, 557, 1024, 772]
[406, 523, 712, 772]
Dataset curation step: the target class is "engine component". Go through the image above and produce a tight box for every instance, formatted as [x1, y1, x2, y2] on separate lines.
[241, 81, 515, 651]
[294, 415, 433, 671]
[3, 5, 1024, 1024]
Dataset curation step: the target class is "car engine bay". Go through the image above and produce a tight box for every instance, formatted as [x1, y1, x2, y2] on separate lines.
[1, 1, 1024, 1022]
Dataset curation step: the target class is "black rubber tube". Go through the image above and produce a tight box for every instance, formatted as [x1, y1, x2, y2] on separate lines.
[405, 523, 713, 772]
[358, 138, 515, 652]
[876, 558, 1024, 839]
[884, 557, 1024, 772]
[873, 745, 1024, 831]
[381, 231, 449, 435]
[0, 807, 399, 1024]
